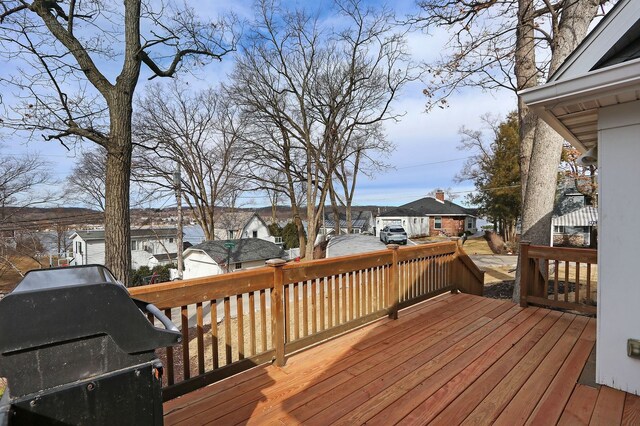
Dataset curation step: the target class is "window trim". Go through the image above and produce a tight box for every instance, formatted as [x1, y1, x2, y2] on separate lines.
[434, 216, 442, 229]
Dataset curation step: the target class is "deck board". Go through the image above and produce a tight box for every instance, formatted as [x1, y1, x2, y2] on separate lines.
[163, 293, 640, 425]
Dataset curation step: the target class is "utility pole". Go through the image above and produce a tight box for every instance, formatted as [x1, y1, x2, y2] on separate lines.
[173, 165, 184, 280]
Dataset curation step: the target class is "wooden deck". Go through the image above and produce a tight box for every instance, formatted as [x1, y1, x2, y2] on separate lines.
[163, 293, 640, 425]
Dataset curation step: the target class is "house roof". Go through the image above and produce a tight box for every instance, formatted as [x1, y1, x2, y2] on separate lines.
[323, 211, 373, 229]
[241, 213, 270, 234]
[185, 238, 284, 265]
[73, 228, 177, 241]
[378, 197, 475, 218]
[553, 206, 598, 227]
[520, 0, 640, 152]
[152, 253, 178, 262]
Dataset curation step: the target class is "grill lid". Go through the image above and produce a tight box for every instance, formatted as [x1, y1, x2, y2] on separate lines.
[13, 265, 119, 293]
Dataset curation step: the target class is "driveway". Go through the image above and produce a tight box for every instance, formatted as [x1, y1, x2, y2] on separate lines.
[326, 234, 387, 258]
[468, 254, 518, 269]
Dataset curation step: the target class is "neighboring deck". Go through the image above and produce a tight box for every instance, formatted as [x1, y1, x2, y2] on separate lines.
[163, 293, 640, 425]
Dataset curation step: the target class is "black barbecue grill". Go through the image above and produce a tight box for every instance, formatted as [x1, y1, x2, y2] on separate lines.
[0, 265, 181, 425]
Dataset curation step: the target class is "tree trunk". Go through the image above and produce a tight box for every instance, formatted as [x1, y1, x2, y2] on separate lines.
[513, 0, 600, 303]
[104, 130, 133, 285]
[305, 202, 316, 260]
[346, 201, 353, 234]
[515, 0, 538, 200]
[329, 184, 341, 236]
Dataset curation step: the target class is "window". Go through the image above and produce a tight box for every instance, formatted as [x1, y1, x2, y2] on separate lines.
[76, 241, 83, 255]
[467, 218, 474, 229]
[275, 236, 283, 244]
[235, 262, 242, 269]
[253, 230, 258, 238]
[228, 230, 235, 239]
[413, 218, 417, 224]
[131, 240, 137, 250]
[434, 217, 442, 229]
[554, 226, 565, 233]
[169, 238, 174, 243]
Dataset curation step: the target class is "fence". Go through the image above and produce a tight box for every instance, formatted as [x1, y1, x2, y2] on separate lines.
[519, 242, 597, 315]
[129, 241, 483, 401]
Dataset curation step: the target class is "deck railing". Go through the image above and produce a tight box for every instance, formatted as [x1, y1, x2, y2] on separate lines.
[129, 241, 483, 401]
[519, 242, 597, 315]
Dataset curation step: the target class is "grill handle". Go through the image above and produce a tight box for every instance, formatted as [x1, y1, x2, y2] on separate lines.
[144, 303, 180, 334]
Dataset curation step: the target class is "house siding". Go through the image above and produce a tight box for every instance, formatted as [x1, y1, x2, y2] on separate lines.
[596, 101, 640, 394]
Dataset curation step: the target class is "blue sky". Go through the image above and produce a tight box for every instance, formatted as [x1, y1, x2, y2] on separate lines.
[1, 0, 516, 209]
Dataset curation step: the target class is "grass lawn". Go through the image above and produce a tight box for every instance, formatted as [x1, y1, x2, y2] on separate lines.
[461, 237, 495, 255]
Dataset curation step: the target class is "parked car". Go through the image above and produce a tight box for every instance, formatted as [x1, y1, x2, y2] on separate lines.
[379, 226, 407, 245]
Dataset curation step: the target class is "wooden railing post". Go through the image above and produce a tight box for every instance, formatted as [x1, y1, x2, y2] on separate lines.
[452, 240, 461, 294]
[387, 244, 399, 320]
[519, 242, 531, 308]
[267, 259, 286, 366]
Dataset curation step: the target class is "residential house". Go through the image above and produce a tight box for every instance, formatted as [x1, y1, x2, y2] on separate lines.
[213, 212, 282, 245]
[552, 205, 598, 248]
[521, 0, 640, 394]
[376, 190, 477, 238]
[182, 238, 284, 279]
[70, 227, 178, 270]
[319, 210, 375, 236]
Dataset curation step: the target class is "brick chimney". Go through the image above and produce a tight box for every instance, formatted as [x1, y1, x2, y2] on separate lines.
[435, 189, 445, 202]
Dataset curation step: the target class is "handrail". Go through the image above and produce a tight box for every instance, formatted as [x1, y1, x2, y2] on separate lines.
[130, 240, 484, 401]
[519, 242, 597, 315]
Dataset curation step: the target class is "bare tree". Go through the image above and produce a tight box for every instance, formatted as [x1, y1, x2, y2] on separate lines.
[67, 147, 108, 211]
[0, 148, 56, 222]
[331, 124, 392, 233]
[230, 0, 413, 258]
[134, 81, 246, 241]
[0, 0, 235, 283]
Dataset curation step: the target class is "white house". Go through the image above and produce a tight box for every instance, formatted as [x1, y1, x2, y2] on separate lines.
[552, 205, 598, 248]
[70, 227, 179, 270]
[182, 238, 284, 279]
[239, 213, 283, 244]
[213, 212, 282, 244]
[521, 0, 640, 394]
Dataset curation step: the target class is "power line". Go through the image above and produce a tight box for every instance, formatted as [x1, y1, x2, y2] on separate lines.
[396, 156, 472, 169]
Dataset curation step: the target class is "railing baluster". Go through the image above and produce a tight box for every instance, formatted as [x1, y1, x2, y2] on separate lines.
[320, 277, 326, 331]
[350, 271, 355, 319]
[260, 290, 267, 353]
[334, 275, 340, 327]
[196, 302, 204, 375]
[311, 279, 317, 335]
[211, 300, 218, 370]
[164, 308, 175, 386]
[575, 262, 581, 304]
[553, 260, 560, 300]
[587, 263, 592, 304]
[237, 294, 244, 360]
[249, 291, 256, 356]
[302, 281, 309, 337]
[374, 267, 380, 311]
[564, 261, 569, 302]
[341, 274, 347, 324]
[181, 305, 190, 380]
[224, 297, 232, 365]
[328, 276, 334, 329]
[294, 282, 300, 340]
